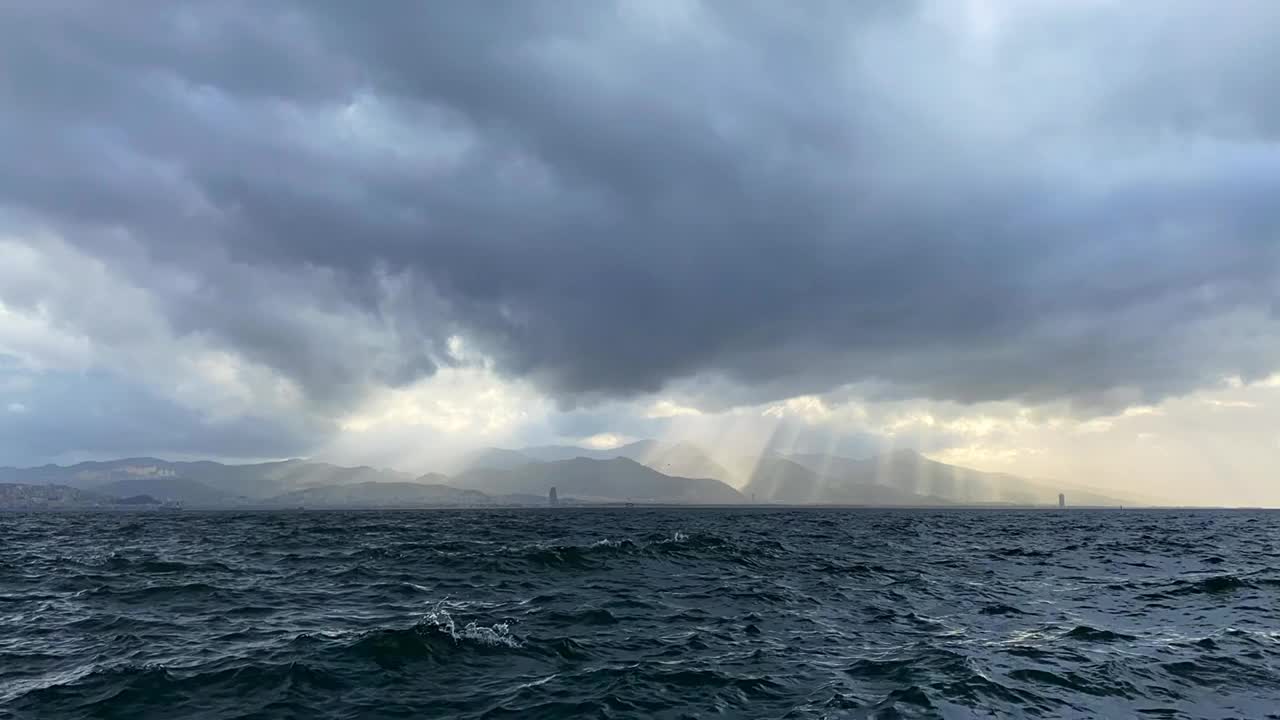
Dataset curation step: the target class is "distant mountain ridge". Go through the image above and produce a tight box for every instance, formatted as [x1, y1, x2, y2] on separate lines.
[0, 454, 744, 508]
[460, 440, 734, 484]
[0, 441, 1137, 508]
[0, 458, 416, 505]
[449, 457, 743, 504]
[458, 441, 1129, 506]
[780, 449, 1130, 506]
[268, 482, 488, 508]
[742, 456, 954, 506]
[94, 476, 235, 505]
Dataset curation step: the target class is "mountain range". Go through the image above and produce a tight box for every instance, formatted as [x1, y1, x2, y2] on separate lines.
[0, 458, 414, 503]
[266, 481, 488, 508]
[0, 441, 1138, 509]
[455, 442, 1135, 507]
[459, 439, 736, 483]
[451, 456, 742, 504]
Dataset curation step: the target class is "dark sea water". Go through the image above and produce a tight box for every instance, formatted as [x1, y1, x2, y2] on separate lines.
[2, 509, 1279, 719]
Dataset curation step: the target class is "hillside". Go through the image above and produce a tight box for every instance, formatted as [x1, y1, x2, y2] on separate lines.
[515, 445, 621, 462]
[0, 458, 415, 500]
[452, 447, 536, 472]
[784, 450, 1128, 506]
[0, 444, 1135, 508]
[462, 441, 735, 485]
[0, 457, 179, 489]
[269, 482, 489, 508]
[452, 457, 743, 504]
[611, 441, 736, 485]
[95, 476, 234, 505]
[743, 457, 950, 505]
[455, 441, 1125, 507]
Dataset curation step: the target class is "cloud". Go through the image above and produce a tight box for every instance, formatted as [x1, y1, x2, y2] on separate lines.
[0, 366, 319, 465]
[631, 374, 1280, 506]
[645, 400, 702, 419]
[1, 1, 1279, 464]
[581, 433, 634, 450]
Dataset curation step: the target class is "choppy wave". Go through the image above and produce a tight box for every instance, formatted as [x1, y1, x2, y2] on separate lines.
[2, 508, 1279, 718]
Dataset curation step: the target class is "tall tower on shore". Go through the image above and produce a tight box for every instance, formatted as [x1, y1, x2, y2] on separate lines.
[549, 486, 559, 507]
[1058, 493, 1065, 509]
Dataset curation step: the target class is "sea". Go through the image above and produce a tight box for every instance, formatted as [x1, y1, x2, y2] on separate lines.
[1, 508, 1278, 719]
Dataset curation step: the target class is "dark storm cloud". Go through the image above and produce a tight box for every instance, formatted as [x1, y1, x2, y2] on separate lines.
[2, 1, 1279, 418]
[0, 363, 321, 465]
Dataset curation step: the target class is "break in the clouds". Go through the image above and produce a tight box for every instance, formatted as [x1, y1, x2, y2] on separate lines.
[1, 1, 1279, 473]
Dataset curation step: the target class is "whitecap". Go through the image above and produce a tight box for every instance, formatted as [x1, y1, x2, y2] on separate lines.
[422, 602, 521, 649]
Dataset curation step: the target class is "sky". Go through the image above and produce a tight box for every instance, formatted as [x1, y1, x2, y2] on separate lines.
[1, 1, 1278, 505]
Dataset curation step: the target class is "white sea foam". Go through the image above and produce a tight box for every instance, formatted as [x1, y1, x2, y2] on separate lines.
[423, 602, 521, 648]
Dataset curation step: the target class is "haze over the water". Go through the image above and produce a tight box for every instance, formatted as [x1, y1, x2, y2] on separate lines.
[2, 1, 1279, 507]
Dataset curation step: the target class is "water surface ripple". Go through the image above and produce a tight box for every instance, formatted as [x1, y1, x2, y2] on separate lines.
[2, 509, 1278, 718]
